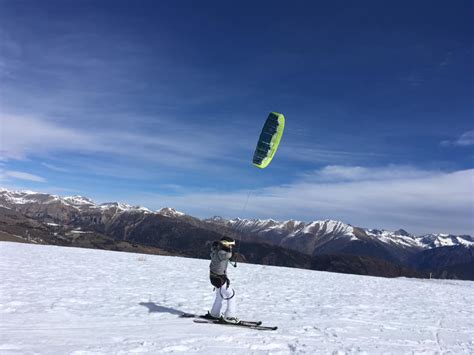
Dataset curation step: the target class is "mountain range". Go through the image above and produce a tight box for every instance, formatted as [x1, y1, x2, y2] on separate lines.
[1, 188, 473, 280]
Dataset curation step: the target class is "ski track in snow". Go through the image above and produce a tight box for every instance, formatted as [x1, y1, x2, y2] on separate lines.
[0, 242, 473, 354]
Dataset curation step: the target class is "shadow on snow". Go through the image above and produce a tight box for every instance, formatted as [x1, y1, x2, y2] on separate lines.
[139, 302, 184, 315]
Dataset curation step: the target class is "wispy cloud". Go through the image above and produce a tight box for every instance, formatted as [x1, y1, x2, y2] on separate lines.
[1, 115, 90, 160]
[399, 71, 424, 87]
[454, 131, 474, 146]
[134, 166, 474, 235]
[41, 163, 70, 173]
[0, 114, 240, 170]
[302, 165, 434, 182]
[441, 130, 474, 147]
[439, 51, 453, 68]
[280, 144, 384, 165]
[1, 170, 46, 182]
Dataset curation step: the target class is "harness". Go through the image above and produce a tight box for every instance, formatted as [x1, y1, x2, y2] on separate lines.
[209, 271, 235, 300]
[209, 270, 230, 288]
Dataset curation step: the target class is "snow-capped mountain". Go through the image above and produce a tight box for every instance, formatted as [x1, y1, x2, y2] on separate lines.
[63, 195, 96, 207]
[1, 188, 473, 280]
[205, 216, 473, 277]
[0, 188, 182, 219]
[418, 233, 474, 248]
[4, 188, 470, 253]
[206, 216, 473, 255]
[157, 207, 186, 218]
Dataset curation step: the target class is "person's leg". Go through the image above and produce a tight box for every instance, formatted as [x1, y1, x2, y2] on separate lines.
[210, 288, 224, 318]
[220, 286, 236, 318]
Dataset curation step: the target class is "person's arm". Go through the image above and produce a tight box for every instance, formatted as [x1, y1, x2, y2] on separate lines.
[217, 249, 232, 261]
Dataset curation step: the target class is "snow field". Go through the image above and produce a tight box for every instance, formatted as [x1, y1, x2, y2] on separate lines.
[0, 242, 473, 354]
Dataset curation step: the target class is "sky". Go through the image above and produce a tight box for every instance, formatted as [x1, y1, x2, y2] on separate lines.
[0, 0, 473, 235]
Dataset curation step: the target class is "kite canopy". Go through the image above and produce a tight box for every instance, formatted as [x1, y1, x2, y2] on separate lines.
[252, 112, 285, 169]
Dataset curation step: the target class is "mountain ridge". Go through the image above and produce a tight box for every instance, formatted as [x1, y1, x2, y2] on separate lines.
[1, 188, 472, 280]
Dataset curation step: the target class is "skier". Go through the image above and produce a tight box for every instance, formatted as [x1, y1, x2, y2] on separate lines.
[208, 236, 239, 323]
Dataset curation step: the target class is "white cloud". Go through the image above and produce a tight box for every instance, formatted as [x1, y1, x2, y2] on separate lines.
[455, 131, 474, 146]
[441, 130, 474, 147]
[1, 170, 46, 182]
[135, 166, 474, 236]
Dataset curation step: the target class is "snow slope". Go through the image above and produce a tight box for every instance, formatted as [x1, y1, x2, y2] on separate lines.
[1, 242, 473, 354]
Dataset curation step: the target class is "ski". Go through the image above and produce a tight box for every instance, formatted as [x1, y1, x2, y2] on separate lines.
[180, 312, 262, 326]
[180, 312, 217, 320]
[193, 318, 277, 331]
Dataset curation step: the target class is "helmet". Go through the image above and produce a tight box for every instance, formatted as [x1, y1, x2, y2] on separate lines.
[220, 237, 235, 249]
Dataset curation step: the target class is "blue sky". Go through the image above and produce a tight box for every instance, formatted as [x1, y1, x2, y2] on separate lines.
[1, 0, 473, 234]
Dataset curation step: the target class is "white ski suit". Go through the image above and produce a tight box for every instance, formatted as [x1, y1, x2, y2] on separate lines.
[209, 243, 236, 318]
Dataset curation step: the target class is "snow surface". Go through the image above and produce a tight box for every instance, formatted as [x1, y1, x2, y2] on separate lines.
[68, 230, 91, 234]
[1, 242, 473, 354]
